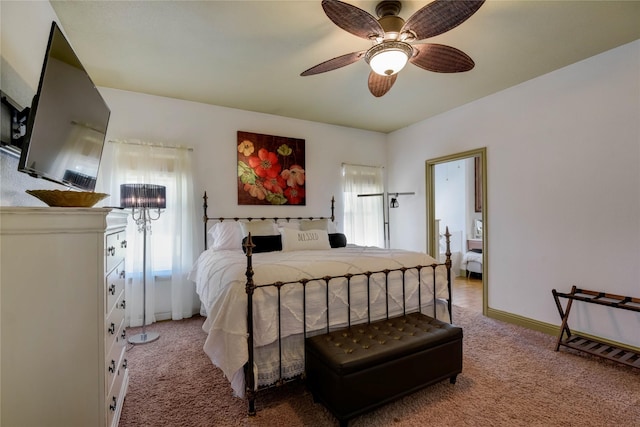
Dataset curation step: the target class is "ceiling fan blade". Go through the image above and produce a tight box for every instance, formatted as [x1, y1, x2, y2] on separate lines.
[410, 43, 475, 73]
[402, 0, 485, 41]
[322, 0, 384, 40]
[301, 50, 366, 76]
[368, 71, 397, 97]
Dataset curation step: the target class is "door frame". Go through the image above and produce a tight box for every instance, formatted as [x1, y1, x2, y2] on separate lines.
[425, 147, 487, 315]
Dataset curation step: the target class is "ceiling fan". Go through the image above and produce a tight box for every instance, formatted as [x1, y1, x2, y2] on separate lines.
[301, 0, 485, 97]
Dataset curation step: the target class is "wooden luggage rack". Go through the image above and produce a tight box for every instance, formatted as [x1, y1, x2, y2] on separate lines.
[552, 286, 640, 369]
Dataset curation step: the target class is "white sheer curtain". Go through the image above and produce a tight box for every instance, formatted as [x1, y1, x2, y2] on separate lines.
[342, 164, 385, 248]
[97, 141, 198, 327]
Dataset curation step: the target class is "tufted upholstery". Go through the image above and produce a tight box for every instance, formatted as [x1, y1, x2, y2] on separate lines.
[305, 312, 463, 426]
[307, 312, 462, 375]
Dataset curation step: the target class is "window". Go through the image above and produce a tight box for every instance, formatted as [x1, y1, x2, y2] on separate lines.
[342, 164, 384, 248]
[98, 141, 198, 325]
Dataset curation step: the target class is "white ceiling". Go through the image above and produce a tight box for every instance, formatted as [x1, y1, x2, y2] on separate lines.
[50, 0, 640, 133]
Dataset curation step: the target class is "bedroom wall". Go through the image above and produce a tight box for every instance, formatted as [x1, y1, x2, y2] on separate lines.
[434, 159, 466, 239]
[0, 1, 68, 205]
[3, 1, 638, 347]
[95, 90, 386, 320]
[387, 40, 640, 348]
[1, 1, 388, 321]
[97, 88, 387, 245]
[1, 2, 388, 220]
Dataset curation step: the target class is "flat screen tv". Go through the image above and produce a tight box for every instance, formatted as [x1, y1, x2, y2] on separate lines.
[18, 21, 110, 191]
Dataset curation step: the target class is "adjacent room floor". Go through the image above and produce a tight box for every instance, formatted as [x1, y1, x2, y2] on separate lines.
[453, 275, 482, 313]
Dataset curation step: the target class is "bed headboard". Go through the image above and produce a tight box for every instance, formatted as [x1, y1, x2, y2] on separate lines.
[202, 192, 336, 249]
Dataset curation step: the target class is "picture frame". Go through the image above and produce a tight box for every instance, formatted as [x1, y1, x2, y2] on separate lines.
[475, 156, 482, 213]
[237, 131, 306, 205]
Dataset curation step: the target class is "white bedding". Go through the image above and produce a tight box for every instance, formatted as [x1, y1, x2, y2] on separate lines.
[463, 250, 483, 275]
[462, 250, 483, 266]
[188, 245, 450, 397]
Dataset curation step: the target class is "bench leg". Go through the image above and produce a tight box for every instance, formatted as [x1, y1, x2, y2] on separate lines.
[450, 374, 458, 384]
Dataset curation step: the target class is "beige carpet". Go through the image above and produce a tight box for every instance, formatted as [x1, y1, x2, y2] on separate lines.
[119, 306, 639, 426]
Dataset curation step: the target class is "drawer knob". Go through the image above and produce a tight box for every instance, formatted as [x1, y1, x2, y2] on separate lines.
[121, 240, 127, 248]
[123, 358, 128, 369]
[107, 246, 116, 256]
[121, 328, 126, 340]
[109, 396, 117, 411]
[109, 284, 116, 295]
[108, 359, 116, 373]
[119, 270, 126, 279]
[108, 322, 116, 335]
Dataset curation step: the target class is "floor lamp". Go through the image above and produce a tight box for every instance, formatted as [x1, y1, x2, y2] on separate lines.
[120, 183, 166, 345]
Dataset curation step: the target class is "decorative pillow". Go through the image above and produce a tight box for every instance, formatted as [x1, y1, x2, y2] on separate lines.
[280, 227, 331, 252]
[328, 233, 347, 248]
[300, 219, 328, 231]
[276, 221, 300, 230]
[208, 222, 243, 250]
[240, 220, 278, 237]
[242, 235, 282, 253]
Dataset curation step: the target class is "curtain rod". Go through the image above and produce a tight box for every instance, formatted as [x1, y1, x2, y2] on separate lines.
[341, 162, 384, 168]
[108, 139, 193, 152]
[357, 191, 415, 197]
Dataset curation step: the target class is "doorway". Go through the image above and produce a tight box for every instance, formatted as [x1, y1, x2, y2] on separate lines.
[425, 148, 487, 315]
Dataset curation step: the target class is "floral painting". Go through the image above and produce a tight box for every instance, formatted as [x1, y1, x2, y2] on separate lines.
[237, 131, 306, 205]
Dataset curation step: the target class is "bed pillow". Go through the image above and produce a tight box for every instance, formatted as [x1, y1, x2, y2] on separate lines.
[240, 220, 278, 237]
[300, 218, 338, 233]
[300, 219, 328, 231]
[276, 221, 300, 230]
[328, 233, 347, 248]
[280, 227, 331, 252]
[241, 235, 282, 253]
[208, 222, 243, 250]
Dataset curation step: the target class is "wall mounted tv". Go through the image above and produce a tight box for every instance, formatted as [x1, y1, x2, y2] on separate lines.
[18, 21, 110, 192]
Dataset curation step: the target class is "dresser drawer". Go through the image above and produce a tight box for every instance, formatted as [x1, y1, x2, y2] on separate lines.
[105, 293, 125, 356]
[106, 330, 126, 392]
[105, 261, 125, 315]
[105, 230, 127, 274]
[106, 345, 128, 427]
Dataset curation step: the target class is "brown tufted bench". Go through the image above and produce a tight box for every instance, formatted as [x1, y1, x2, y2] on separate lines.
[305, 312, 463, 426]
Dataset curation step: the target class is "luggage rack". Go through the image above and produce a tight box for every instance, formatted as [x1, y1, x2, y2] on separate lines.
[552, 286, 640, 369]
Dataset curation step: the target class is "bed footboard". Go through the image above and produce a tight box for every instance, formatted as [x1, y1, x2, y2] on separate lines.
[242, 229, 453, 416]
[200, 191, 453, 415]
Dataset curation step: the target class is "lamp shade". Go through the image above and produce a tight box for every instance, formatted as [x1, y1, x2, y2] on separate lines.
[365, 41, 413, 76]
[120, 184, 166, 209]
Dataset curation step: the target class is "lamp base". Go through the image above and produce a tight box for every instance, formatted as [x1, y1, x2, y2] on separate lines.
[128, 331, 160, 345]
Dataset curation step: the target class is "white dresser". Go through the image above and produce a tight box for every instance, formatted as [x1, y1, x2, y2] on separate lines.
[0, 207, 129, 427]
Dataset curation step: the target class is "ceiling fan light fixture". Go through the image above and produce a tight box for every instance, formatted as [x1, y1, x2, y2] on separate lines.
[365, 41, 413, 76]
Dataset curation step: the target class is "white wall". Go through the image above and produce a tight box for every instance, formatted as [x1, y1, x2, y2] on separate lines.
[2, 1, 638, 347]
[0, 1, 388, 223]
[434, 159, 467, 238]
[1, 1, 388, 321]
[0, 1, 68, 206]
[387, 40, 640, 347]
[98, 87, 387, 253]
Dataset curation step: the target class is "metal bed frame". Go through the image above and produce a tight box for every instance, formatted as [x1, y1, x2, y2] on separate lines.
[201, 192, 453, 414]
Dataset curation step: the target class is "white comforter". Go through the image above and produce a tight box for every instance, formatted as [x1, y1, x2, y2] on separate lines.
[463, 250, 483, 265]
[188, 246, 449, 396]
